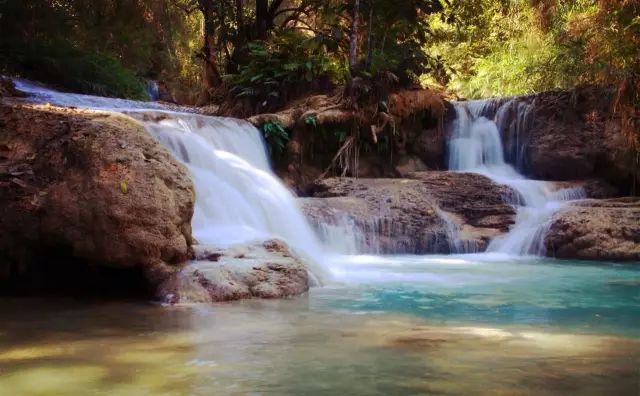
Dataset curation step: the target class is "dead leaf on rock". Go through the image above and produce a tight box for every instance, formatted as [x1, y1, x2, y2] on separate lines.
[10, 178, 28, 188]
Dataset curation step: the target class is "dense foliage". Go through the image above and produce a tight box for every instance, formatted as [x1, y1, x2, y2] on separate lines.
[425, 0, 639, 99]
[0, 0, 638, 136]
[425, 0, 639, 169]
[0, 0, 201, 99]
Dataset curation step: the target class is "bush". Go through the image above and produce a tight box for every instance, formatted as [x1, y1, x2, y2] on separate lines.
[227, 31, 341, 112]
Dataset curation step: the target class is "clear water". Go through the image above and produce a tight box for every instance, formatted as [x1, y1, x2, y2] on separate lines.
[326, 254, 640, 337]
[1, 257, 639, 395]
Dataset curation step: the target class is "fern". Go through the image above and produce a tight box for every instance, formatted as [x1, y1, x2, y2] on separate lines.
[261, 121, 289, 159]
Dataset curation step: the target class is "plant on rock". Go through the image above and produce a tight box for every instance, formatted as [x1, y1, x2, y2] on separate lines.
[261, 121, 289, 159]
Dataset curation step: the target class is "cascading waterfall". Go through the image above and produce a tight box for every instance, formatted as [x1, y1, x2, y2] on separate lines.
[9, 80, 332, 282]
[313, 215, 379, 255]
[137, 113, 335, 282]
[12, 77, 585, 261]
[447, 100, 585, 255]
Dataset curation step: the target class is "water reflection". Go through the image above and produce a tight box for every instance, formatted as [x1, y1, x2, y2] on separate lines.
[0, 297, 639, 395]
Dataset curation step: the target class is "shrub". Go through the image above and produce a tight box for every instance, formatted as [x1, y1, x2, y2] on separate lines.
[227, 31, 341, 112]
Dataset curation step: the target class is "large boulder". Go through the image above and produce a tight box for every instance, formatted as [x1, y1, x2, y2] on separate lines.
[545, 198, 640, 261]
[0, 102, 195, 294]
[302, 171, 517, 253]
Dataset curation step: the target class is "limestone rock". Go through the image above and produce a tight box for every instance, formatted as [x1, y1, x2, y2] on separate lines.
[302, 171, 516, 253]
[545, 198, 640, 261]
[159, 240, 309, 303]
[494, 87, 636, 193]
[0, 102, 195, 292]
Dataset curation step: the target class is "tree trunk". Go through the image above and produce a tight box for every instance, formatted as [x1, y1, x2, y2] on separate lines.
[349, 0, 360, 71]
[255, 0, 269, 39]
[200, 0, 222, 90]
[235, 0, 244, 28]
[365, 2, 374, 68]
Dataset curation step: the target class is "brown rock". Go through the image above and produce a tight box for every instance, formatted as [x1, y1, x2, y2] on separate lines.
[494, 87, 637, 193]
[0, 77, 24, 98]
[159, 240, 309, 303]
[394, 155, 428, 177]
[302, 171, 516, 253]
[0, 102, 195, 293]
[545, 198, 640, 261]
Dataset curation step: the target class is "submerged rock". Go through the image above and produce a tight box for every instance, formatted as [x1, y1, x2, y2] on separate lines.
[0, 77, 24, 98]
[302, 171, 516, 254]
[545, 198, 640, 261]
[158, 240, 309, 303]
[0, 102, 195, 294]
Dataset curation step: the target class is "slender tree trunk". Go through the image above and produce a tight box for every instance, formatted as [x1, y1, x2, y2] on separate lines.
[255, 0, 269, 39]
[235, 0, 244, 28]
[200, 0, 222, 90]
[349, 0, 360, 71]
[365, 2, 374, 68]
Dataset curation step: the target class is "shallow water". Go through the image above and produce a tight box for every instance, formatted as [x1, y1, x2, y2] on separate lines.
[1, 256, 639, 395]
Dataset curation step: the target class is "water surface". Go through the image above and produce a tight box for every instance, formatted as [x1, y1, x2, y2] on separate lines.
[1, 256, 639, 395]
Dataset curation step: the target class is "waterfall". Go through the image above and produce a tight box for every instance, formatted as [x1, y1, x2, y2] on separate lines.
[12, 77, 583, 261]
[447, 100, 585, 255]
[9, 80, 332, 282]
[136, 112, 333, 282]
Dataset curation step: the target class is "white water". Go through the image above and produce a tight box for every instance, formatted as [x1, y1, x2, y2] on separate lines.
[447, 100, 585, 255]
[141, 113, 334, 282]
[11, 79, 175, 110]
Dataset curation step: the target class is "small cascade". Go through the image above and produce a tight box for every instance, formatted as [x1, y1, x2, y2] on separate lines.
[435, 208, 480, 254]
[312, 215, 381, 255]
[145, 80, 160, 101]
[495, 98, 534, 171]
[447, 100, 585, 255]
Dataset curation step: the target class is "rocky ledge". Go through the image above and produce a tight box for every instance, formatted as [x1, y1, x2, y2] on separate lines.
[159, 240, 309, 304]
[0, 102, 195, 295]
[301, 171, 518, 253]
[545, 198, 640, 261]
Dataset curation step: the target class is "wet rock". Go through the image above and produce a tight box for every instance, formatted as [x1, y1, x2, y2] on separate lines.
[0, 77, 24, 98]
[302, 172, 516, 253]
[159, 240, 309, 303]
[0, 102, 195, 294]
[491, 87, 636, 193]
[545, 198, 640, 261]
[394, 155, 429, 177]
[547, 179, 619, 199]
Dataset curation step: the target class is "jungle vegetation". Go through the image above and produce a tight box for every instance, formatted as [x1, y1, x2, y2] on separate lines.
[0, 0, 637, 146]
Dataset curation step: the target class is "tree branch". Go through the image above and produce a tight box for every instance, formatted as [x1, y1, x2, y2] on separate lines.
[268, 0, 286, 15]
